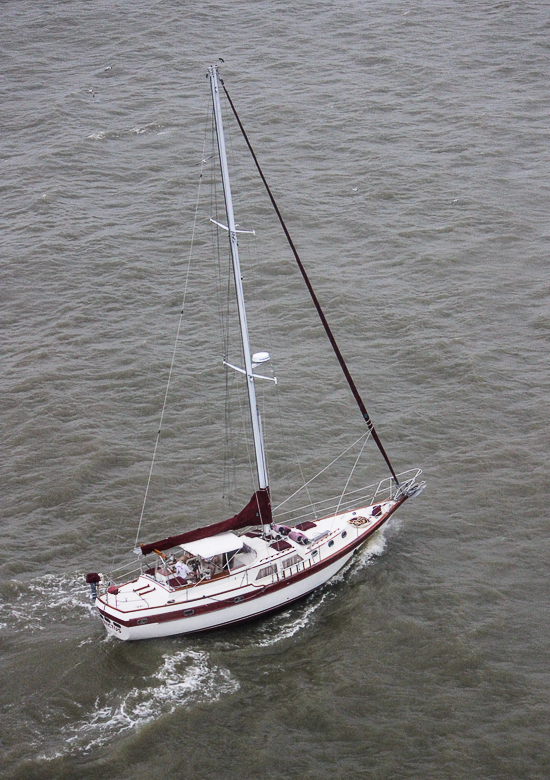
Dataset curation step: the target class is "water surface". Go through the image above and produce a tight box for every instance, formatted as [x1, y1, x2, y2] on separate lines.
[2, 2, 550, 778]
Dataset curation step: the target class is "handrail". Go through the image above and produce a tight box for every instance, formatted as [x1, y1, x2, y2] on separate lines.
[99, 469, 422, 592]
[272, 468, 422, 522]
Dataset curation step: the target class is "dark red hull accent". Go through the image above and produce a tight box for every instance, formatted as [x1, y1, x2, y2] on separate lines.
[100, 496, 407, 631]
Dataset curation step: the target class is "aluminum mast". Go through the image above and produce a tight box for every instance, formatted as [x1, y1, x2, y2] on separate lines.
[208, 65, 269, 491]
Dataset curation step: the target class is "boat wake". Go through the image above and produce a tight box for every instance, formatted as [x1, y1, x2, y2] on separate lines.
[57, 649, 239, 754]
[4, 530, 390, 763]
[252, 592, 331, 647]
[0, 573, 96, 635]
[250, 526, 388, 647]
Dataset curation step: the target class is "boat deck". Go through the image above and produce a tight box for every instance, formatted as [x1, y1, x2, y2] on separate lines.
[97, 501, 395, 615]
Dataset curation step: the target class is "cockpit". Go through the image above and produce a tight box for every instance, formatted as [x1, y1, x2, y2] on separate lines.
[147, 532, 257, 588]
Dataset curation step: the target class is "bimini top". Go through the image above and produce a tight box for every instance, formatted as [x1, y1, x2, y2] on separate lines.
[180, 532, 245, 559]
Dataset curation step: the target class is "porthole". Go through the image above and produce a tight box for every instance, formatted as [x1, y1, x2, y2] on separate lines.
[137, 618, 148, 625]
[183, 609, 194, 616]
[311, 549, 319, 556]
[341, 531, 347, 539]
[328, 540, 334, 548]
[234, 595, 244, 603]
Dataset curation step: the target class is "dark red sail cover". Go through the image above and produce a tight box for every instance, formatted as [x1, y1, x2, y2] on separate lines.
[139, 488, 271, 556]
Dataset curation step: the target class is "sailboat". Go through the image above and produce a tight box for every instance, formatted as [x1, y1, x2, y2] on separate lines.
[88, 65, 425, 641]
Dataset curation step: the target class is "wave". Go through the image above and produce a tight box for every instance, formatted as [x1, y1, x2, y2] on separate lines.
[41, 648, 238, 757]
[2, 574, 239, 761]
[0, 573, 96, 634]
[333, 523, 388, 582]
[4, 528, 390, 764]
[86, 123, 166, 141]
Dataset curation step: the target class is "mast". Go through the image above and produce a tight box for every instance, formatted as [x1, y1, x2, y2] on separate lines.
[208, 65, 269, 491]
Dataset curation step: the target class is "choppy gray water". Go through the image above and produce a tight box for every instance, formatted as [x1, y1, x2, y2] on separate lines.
[2, 1, 550, 778]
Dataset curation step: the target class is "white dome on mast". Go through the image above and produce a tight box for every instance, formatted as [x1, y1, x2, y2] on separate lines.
[252, 351, 270, 366]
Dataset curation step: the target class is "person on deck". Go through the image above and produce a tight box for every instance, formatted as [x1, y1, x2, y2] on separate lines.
[175, 557, 192, 580]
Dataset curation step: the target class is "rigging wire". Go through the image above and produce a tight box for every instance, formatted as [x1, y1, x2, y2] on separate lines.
[273, 430, 371, 513]
[235, 367, 261, 499]
[210, 103, 251, 505]
[213, 94, 270, 506]
[335, 433, 370, 516]
[297, 460, 317, 520]
[270, 363, 320, 520]
[133, 126, 209, 550]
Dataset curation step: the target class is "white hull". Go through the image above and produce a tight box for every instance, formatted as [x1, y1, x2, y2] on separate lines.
[101, 549, 354, 641]
[96, 496, 410, 641]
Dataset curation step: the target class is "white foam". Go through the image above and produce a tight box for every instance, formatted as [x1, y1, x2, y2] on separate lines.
[130, 123, 161, 135]
[0, 573, 98, 634]
[250, 527, 389, 647]
[334, 526, 388, 582]
[86, 123, 163, 142]
[253, 592, 329, 647]
[36, 649, 238, 757]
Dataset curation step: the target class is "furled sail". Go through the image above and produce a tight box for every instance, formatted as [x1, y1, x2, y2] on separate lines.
[139, 488, 271, 556]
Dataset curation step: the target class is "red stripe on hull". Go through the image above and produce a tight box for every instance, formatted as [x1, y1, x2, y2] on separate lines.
[98, 496, 407, 631]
